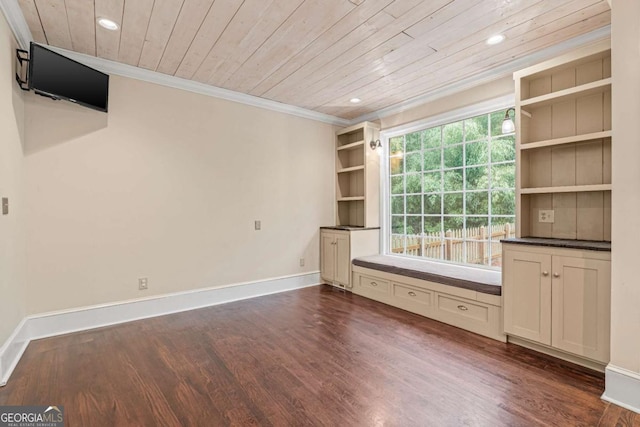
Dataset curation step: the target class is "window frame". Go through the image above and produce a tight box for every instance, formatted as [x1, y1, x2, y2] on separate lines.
[379, 94, 516, 270]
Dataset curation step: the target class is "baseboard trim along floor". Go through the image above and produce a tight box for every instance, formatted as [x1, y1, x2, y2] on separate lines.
[0, 272, 321, 386]
[602, 364, 640, 414]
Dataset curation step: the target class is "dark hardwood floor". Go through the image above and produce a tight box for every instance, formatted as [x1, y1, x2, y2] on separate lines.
[0, 285, 638, 426]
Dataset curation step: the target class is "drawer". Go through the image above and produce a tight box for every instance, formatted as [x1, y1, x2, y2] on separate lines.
[393, 283, 433, 309]
[357, 274, 389, 295]
[437, 295, 489, 323]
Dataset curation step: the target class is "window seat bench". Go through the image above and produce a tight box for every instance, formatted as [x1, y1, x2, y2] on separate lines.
[351, 255, 505, 342]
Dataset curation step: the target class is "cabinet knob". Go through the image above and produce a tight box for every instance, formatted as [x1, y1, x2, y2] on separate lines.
[542, 271, 549, 276]
[457, 305, 468, 311]
[553, 272, 560, 278]
[408, 291, 416, 297]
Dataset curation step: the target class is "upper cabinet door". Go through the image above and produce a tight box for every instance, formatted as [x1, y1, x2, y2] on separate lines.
[503, 249, 552, 345]
[551, 256, 611, 362]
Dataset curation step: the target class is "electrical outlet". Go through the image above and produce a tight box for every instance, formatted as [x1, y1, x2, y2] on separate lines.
[255, 220, 261, 230]
[299, 258, 305, 267]
[138, 278, 148, 290]
[2, 198, 8, 215]
[538, 210, 555, 223]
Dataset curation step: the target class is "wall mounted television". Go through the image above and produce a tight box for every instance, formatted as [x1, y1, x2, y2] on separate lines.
[28, 43, 109, 112]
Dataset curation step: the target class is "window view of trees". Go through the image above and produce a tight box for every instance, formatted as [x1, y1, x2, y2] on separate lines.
[389, 109, 516, 268]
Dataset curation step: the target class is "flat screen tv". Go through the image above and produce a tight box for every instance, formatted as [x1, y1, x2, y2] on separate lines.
[29, 43, 109, 112]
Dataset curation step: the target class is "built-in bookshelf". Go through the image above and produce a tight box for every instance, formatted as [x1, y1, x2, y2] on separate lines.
[514, 39, 611, 241]
[335, 122, 380, 227]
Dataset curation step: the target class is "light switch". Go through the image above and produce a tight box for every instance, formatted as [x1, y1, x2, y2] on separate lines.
[255, 220, 261, 230]
[2, 198, 8, 215]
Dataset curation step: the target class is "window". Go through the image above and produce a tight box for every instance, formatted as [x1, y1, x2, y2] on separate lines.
[387, 109, 515, 269]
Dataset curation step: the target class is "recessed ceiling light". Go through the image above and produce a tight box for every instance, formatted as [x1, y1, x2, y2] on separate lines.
[486, 34, 506, 45]
[97, 18, 119, 31]
[350, 98, 361, 104]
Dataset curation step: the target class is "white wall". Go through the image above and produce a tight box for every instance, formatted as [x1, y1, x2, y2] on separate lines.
[23, 74, 335, 314]
[379, 76, 514, 130]
[610, 0, 640, 375]
[0, 13, 26, 345]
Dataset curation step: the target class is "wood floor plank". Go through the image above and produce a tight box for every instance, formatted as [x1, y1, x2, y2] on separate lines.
[0, 285, 637, 426]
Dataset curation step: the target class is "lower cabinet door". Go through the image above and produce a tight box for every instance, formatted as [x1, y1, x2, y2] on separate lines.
[551, 256, 611, 362]
[503, 249, 552, 345]
[334, 234, 351, 287]
[320, 232, 336, 283]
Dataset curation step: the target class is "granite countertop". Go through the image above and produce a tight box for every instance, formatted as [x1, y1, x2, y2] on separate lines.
[501, 237, 611, 251]
[320, 226, 381, 231]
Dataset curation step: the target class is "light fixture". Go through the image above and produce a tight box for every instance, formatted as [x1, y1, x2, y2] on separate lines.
[502, 107, 516, 134]
[486, 34, 506, 45]
[369, 139, 382, 155]
[97, 17, 119, 31]
[350, 97, 361, 104]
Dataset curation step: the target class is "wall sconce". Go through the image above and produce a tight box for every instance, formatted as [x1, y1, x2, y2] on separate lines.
[501, 107, 516, 134]
[370, 139, 382, 154]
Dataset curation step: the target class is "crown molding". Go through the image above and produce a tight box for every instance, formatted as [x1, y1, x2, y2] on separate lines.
[352, 25, 611, 124]
[42, 45, 351, 126]
[0, 0, 32, 49]
[1, 1, 610, 128]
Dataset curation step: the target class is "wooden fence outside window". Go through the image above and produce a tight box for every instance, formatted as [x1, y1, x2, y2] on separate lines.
[391, 223, 515, 267]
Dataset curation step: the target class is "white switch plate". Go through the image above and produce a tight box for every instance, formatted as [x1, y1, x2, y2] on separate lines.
[299, 258, 305, 267]
[255, 220, 261, 230]
[138, 278, 148, 290]
[538, 210, 555, 223]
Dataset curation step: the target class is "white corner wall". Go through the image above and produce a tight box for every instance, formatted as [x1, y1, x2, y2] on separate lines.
[604, 0, 640, 413]
[22, 74, 336, 314]
[0, 10, 26, 351]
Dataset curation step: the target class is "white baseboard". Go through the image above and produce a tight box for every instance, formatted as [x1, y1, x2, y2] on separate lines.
[0, 272, 321, 386]
[0, 318, 30, 387]
[602, 364, 640, 414]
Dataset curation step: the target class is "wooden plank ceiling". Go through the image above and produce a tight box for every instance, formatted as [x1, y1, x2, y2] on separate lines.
[18, 0, 611, 120]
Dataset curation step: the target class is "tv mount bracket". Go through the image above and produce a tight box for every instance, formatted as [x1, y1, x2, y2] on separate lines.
[15, 48, 30, 91]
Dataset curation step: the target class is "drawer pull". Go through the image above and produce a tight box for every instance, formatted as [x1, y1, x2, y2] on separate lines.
[457, 305, 468, 311]
[371, 282, 378, 287]
[553, 272, 560, 278]
[408, 291, 416, 297]
[542, 271, 549, 276]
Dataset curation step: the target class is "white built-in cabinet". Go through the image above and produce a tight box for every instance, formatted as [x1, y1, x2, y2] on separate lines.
[503, 244, 610, 364]
[504, 39, 612, 370]
[320, 230, 351, 287]
[321, 121, 381, 290]
[320, 228, 379, 290]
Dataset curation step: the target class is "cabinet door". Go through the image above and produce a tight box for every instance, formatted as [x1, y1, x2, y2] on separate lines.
[320, 232, 336, 283]
[334, 234, 351, 286]
[503, 250, 552, 345]
[551, 256, 611, 362]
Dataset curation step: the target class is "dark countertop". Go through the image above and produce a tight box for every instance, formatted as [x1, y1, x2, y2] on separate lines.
[501, 237, 611, 251]
[321, 226, 381, 231]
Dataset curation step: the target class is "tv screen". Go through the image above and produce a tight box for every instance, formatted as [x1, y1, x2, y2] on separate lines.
[29, 43, 109, 112]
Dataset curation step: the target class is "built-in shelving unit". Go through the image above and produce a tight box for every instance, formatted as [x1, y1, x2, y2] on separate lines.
[520, 77, 611, 109]
[335, 122, 380, 227]
[514, 39, 611, 241]
[337, 165, 365, 174]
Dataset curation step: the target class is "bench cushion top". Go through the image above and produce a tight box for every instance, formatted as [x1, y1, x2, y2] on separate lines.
[352, 255, 501, 296]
